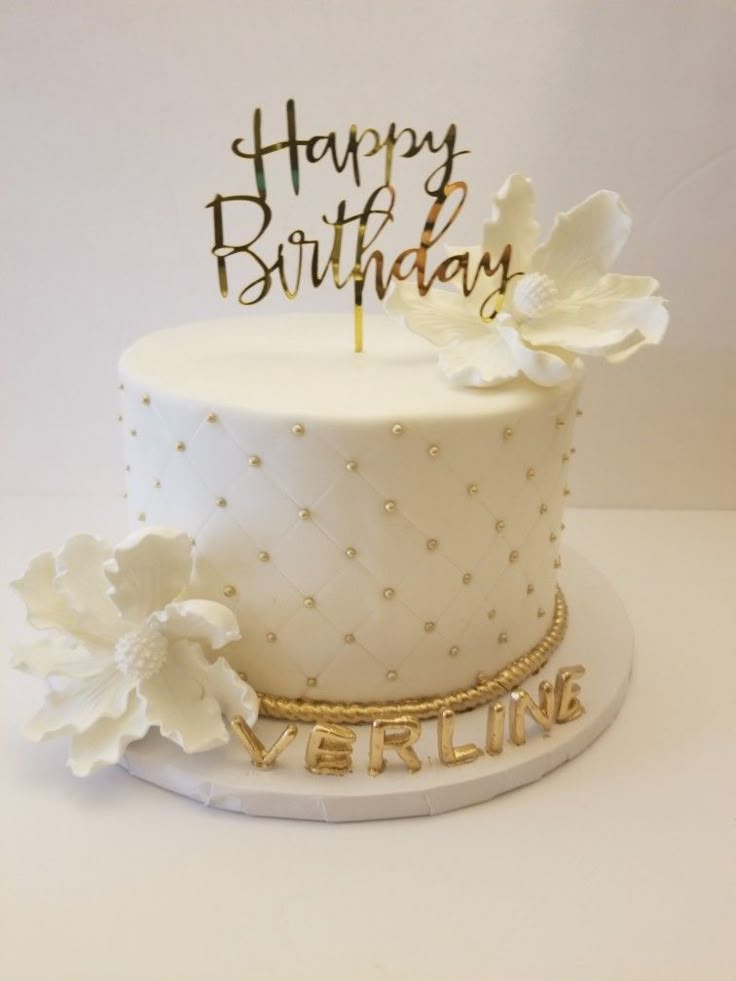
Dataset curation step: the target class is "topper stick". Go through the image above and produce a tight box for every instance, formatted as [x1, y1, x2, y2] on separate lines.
[354, 302, 364, 353]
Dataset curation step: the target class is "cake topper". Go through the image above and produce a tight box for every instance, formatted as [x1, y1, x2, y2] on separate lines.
[209, 102, 668, 385]
[207, 99, 514, 353]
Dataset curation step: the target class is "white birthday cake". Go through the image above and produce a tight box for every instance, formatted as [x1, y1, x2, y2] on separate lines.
[11, 171, 668, 784]
[119, 314, 580, 717]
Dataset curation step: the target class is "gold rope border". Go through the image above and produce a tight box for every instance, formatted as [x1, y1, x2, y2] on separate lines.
[257, 588, 568, 724]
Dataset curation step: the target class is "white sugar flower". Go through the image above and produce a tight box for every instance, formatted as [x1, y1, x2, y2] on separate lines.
[388, 174, 668, 388]
[11, 527, 258, 776]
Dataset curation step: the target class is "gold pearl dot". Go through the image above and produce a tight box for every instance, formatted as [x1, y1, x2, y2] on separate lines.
[384, 499, 397, 513]
[562, 453, 570, 463]
[564, 487, 571, 496]
[345, 460, 358, 472]
[391, 423, 404, 436]
[292, 423, 305, 436]
[298, 508, 311, 520]
[509, 550, 519, 563]
[570, 447, 577, 455]
[176, 441, 186, 452]
[487, 609, 497, 620]
[462, 573, 472, 585]
[118, 383, 124, 391]
[303, 596, 316, 609]
[467, 483, 479, 496]
[537, 608, 546, 618]
[449, 645, 460, 657]
[216, 497, 227, 508]
[129, 429, 137, 437]
[526, 583, 535, 595]
[526, 467, 536, 480]
[561, 522, 566, 531]
[576, 408, 583, 417]
[122, 492, 127, 499]
[345, 546, 357, 558]
[266, 631, 277, 643]
[383, 587, 395, 600]
[539, 503, 549, 515]
[503, 427, 513, 440]
[125, 464, 131, 472]
[386, 670, 398, 681]
[424, 621, 436, 633]
[476, 671, 489, 684]
[495, 519, 505, 532]
[248, 455, 261, 467]
[223, 585, 236, 597]
[306, 677, 317, 688]
[554, 557, 562, 568]
[142, 395, 151, 406]
[426, 537, 439, 551]
[549, 532, 558, 542]
[344, 633, 355, 644]
[153, 479, 160, 489]
[206, 412, 218, 424]
[117, 414, 123, 423]
[258, 551, 270, 562]
[137, 512, 146, 522]
[555, 417, 565, 429]
[428, 444, 440, 457]
[498, 632, 508, 644]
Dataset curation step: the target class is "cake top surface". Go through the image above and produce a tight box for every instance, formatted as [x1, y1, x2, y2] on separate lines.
[119, 314, 581, 421]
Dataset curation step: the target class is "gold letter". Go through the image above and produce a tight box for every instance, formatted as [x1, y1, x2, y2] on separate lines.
[305, 723, 356, 775]
[485, 701, 505, 756]
[554, 665, 586, 723]
[437, 708, 483, 766]
[230, 716, 297, 768]
[368, 717, 422, 776]
[510, 681, 556, 746]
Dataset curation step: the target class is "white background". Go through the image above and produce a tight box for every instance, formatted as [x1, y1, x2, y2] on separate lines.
[1, 0, 735, 507]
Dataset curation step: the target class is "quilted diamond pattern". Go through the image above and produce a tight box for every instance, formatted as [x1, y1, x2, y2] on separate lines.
[120, 376, 580, 702]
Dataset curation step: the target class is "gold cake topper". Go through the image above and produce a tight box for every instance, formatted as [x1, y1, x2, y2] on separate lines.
[207, 100, 515, 352]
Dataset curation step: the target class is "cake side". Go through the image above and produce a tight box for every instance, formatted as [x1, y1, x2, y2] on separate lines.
[119, 314, 581, 704]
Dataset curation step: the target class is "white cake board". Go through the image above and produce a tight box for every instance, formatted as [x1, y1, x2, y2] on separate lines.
[120, 548, 634, 821]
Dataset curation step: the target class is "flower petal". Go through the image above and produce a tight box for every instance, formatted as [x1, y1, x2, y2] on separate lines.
[151, 599, 241, 653]
[481, 174, 539, 274]
[386, 282, 488, 347]
[140, 640, 257, 753]
[12, 552, 82, 635]
[104, 527, 193, 624]
[520, 296, 669, 356]
[54, 535, 125, 640]
[12, 638, 105, 680]
[495, 323, 574, 387]
[438, 331, 522, 388]
[577, 273, 660, 303]
[531, 190, 632, 296]
[67, 691, 151, 777]
[25, 665, 134, 741]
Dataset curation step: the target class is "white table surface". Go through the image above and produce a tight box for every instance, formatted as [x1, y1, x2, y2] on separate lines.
[1, 497, 734, 981]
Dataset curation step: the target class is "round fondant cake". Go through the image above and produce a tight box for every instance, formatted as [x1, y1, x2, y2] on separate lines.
[119, 313, 582, 717]
[10, 171, 667, 800]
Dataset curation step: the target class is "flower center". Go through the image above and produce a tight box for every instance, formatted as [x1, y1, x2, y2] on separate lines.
[113, 625, 167, 681]
[510, 273, 558, 321]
